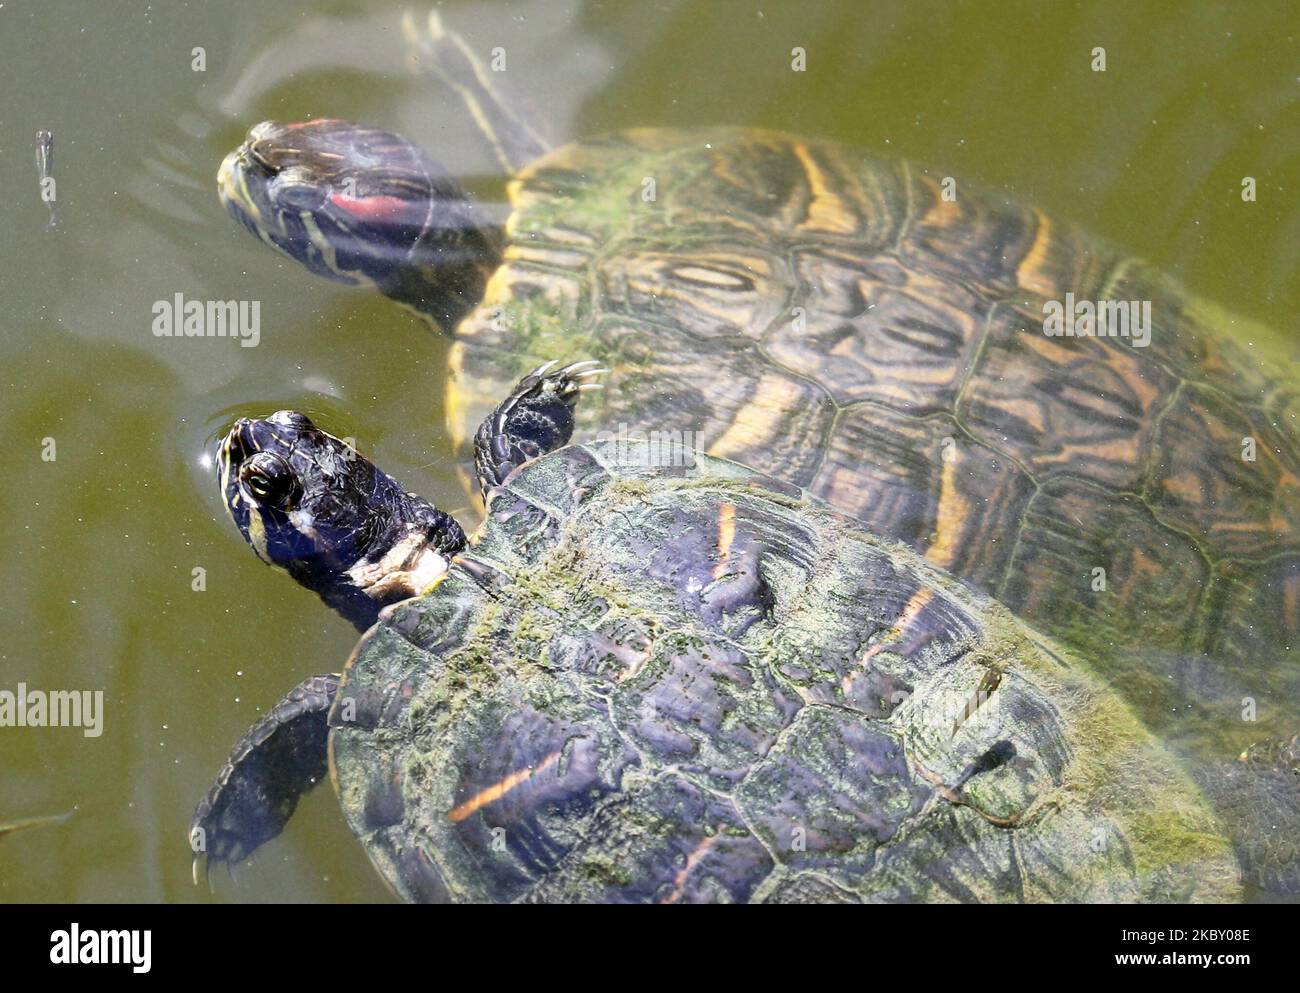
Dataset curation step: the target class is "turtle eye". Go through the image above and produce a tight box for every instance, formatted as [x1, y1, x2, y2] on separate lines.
[240, 452, 298, 509]
[276, 179, 325, 211]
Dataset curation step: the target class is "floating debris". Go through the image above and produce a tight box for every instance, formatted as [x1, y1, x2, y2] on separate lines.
[36, 129, 56, 230]
[0, 809, 73, 840]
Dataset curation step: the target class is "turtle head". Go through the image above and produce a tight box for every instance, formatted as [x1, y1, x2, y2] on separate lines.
[217, 410, 467, 629]
[218, 119, 501, 330]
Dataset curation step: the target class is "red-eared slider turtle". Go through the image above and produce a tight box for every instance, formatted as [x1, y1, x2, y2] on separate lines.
[193, 363, 1249, 902]
[212, 14, 1300, 895]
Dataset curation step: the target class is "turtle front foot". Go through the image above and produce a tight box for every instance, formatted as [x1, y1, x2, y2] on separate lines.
[473, 359, 606, 498]
[189, 674, 340, 883]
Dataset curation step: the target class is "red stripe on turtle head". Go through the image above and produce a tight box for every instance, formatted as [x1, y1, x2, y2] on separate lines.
[328, 193, 414, 223]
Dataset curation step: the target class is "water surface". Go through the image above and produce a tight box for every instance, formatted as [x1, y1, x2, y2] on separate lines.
[0, 0, 1296, 902]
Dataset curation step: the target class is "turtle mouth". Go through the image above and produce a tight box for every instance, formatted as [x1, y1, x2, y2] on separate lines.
[218, 136, 366, 284]
[217, 417, 262, 474]
[218, 413, 320, 485]
[216, 415, 306, 523]
[215, 414, 344, 571]
[218, 122, 314, 241]
[216, 418, 276, 539]
[218, 149, 284, 240]
[220, 120, 346, 205]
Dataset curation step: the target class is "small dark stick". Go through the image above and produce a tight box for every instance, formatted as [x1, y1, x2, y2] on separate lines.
[0, 809, 73, 839]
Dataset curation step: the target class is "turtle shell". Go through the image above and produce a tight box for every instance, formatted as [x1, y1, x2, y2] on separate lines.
[446, 128, 1300, 750]
[327, 441, 1237, 903]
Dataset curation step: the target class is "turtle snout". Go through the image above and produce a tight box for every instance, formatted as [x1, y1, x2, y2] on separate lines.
[267, 410, 316, 430]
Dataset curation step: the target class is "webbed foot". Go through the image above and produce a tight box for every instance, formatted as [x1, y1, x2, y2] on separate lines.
[189, 674, 340, 883]
[473, 359, 605, 500]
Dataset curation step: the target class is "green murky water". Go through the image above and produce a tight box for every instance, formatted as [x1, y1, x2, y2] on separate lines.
[0, 0, 1296, 902]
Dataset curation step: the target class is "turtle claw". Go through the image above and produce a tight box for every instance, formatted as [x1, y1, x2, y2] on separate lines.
[557, 362, 606, 397]
[555, 360, 605, 386]
[191, 853, 216, 894]
[524, 358, 560, 380]
[557, 358, 602, 372]
[474, 360, 603, 494]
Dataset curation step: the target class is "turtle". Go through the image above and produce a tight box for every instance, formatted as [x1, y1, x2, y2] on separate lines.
[192, 361, 1253, 903]
[211, 13, 1300, 894]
